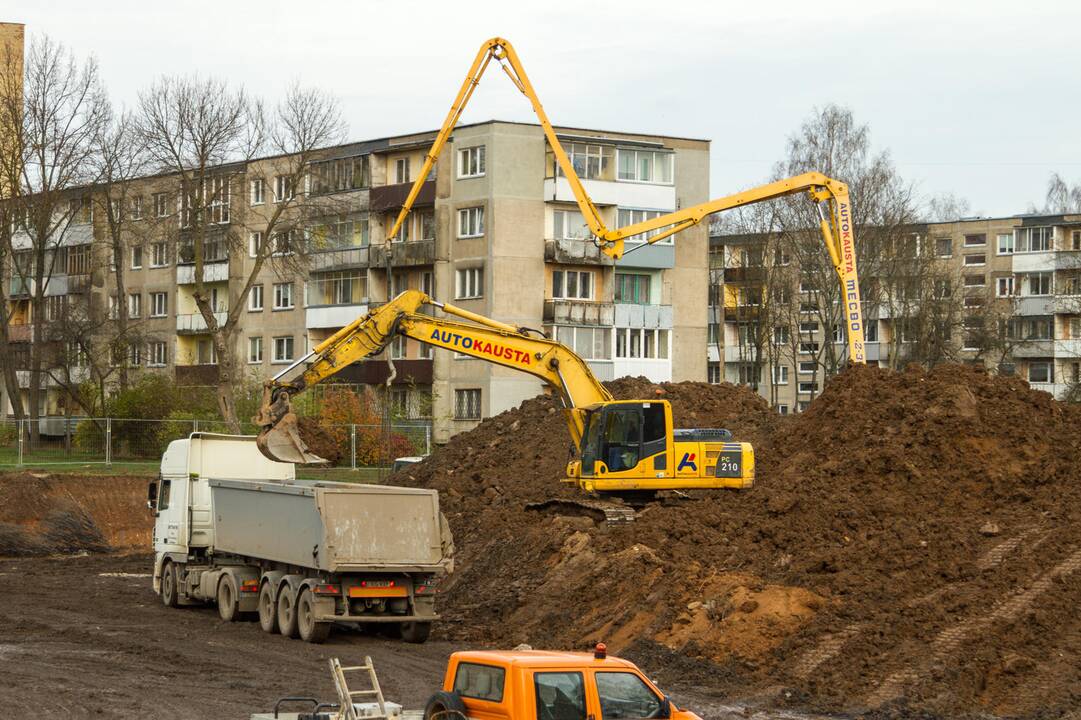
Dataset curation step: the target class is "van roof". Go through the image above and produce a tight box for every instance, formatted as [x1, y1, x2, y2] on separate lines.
[451, 650, 638, 669]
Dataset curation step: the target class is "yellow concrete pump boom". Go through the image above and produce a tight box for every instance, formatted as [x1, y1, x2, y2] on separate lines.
[255, 290, 756, 497]
[385, 37, 866, 365]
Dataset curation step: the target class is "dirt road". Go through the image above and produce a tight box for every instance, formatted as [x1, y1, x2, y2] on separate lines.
[0, 553, 743, 720]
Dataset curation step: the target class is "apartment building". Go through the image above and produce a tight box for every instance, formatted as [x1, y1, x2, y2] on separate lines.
[0, 21, 22, 420]
[709, 213, 1081, 411]
[3, 120, 710, 442]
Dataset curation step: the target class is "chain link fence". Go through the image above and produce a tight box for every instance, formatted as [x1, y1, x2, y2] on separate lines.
[0, 416, 431, 471]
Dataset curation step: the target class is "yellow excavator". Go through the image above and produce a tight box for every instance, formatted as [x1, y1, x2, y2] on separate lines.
[255, 288, 755, 496]
[254, 37, 867, 497]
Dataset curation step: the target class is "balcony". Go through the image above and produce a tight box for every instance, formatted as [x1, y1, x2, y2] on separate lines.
[543, 176, 675, 213]
[177, 261, 229, 285]
[175, 364, 219, 385]
[1014, 296, 1055, 316]
[614, 303, 673, 329]
[370, 238, 435, 268]
[543, 300, 614, 326]
[1011, 340, 1055, 358]
[1029, 382, 1068, 399]
[8, 324, 31, 342]
[724, 267, 766, 283]
[67, 273, 91, 293]
[176, 312, 228, 334]
[9, 277, 33, 297]
[306, 304, 369, 330]
[309, 246, 370, 272]
[544, 237, 614, 266]
[369, 180, 435, 212]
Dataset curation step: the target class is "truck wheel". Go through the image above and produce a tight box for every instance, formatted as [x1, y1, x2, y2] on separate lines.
[423, 690, 466, 720]
[258, 582, 279, 634]
[217, 575, 240, 622]
[296, 588, 331, 644]
[401, 621, 431, 644]
[277, 584, 299, 639]
[161, 562, 180, 608]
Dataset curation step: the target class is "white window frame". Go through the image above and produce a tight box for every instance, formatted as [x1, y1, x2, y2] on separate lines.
[455, 267, 483, 300]
[1028, 361, 1053, 384]
[249, 284, 264, 312]
[273, 282, 294, 310]
[996, 276, 1015, 297]
[457, 207, 485, 238]
[798, 381, 818, 394]
[798, 360, 816, 374]
[149, 341, 167, 367]
[272, 336, 294, 363]
[153, 192, 169, 218]
[617, 208, 671, 245]
[772, 365, 789, 385]
[454, 388, 482, 420]
[248, 336, 263, 364]
[150, 292, 167, 318]
[249, 231, 264, 258]
[551, 270, 594, 301]
[130, 196, 143, 221]
[130, 245, 143, 270]
[997, 233, 1015, 255]
[128, 293, 142, 319]
[273, 175, 295, 203]
[151, 241, 168, 268]
[250, 177, 265, 205]
[1025, 272, 1052, 297]
[615, 148, 675, 185]
[395, 157, 410, 184]
[963, 254, 986, 267]
[457, 146, 486, 179]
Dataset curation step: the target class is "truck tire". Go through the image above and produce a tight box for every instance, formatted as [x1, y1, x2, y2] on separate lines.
[277, 584, 299, 639]
[401, 621, 432, 644]
[423, 690, 467, 720]
[296, 588, 331, 644]
[217, 575, 240, 622]
[161, 561, 180, 608]
[258, 582, 279, 634]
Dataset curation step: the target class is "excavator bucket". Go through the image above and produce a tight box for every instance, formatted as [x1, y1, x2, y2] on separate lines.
[254, 389, 327, 465]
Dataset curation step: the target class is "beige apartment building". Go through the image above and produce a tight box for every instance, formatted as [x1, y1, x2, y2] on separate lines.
[3, 120, 710, 442]
[710, 213, 1081, 411]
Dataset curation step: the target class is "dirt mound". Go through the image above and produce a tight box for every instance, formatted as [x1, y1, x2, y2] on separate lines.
[0, 473, 151, 554]
[395, 367, 1081, 717]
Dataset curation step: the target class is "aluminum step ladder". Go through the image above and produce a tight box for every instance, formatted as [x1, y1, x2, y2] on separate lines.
[329, 656, 388, 720]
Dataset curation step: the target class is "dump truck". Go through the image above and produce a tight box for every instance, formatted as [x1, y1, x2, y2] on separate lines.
[148, 433, 453, 644]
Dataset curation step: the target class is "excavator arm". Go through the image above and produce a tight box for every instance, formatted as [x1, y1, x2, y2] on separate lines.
[254, 289, 613, 464]
[385, 37, 866, 365]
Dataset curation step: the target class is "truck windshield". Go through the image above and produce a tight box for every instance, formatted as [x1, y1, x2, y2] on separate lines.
[534, 671, 586, 720]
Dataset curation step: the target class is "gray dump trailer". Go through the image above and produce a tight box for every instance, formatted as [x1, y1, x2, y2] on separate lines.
[149, 433, 453, 644]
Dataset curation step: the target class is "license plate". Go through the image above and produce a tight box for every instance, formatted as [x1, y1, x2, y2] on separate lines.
[714, 451, 742, 478]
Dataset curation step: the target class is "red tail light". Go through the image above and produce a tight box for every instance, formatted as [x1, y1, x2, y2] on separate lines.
[240, 579, 259, 593]
[313, 585, 341, 595]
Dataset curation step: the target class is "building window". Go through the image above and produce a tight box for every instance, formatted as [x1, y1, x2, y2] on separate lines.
[964, 233, 986, 247]
[1072, 230, 1081, 251]
[1028, 361, 1053, 384]
[997, 233, 1015, 255]
[798, 360, 816, 374]
[150, 292, 167, 318]
[206, 176, 230, 224]
[552, 270, 593, 300]
[616, 148, 674, 184]
[273, 336, 294, 363]
[457, 207, 484, 238]
[130, 245, 143, 269]
[454, 389, 481, 420]
[249, 284, 264, 311]
[248, 336, 263, 364]
[865, 321, 879, 342]
[273, 282, 294, 309]
[149, 341, 167, 367]
[553, 208, 590, 241]
[391, 335, 406, 360]
[308, 272, 366, 306]
[419, 210, 435, 241]
[1025, 272, 1052, 296]
[798, 381, 818, 394]
[310, 156, 370, 195]
[964, 254, 986, 266]
[797, 401, 811, 413]
[774, 326, 789, 345]
[457, 146, 486, 178]
[548, 326, 612, 360]
[248, 231, 264, 258]
[153, 192, 169, 218]
[196, 339, 217, 365]
[935, 237, 953, 257]
[455, 268, 483, 299]
[1016, 227, 1053, 253]
[776, 404, 789, 416]
[151, 241, 168, 267]
[1061, 274, 1081, 296]
[799, 342, 819, 355]
[963, 274, 985, 287]
[798, 321, 818, 334]
[250, 177, 265, 205]
[130, 196, 143, 220]
[615, 273, 651, 304]
[390, 215, 411, 243]
[614, 328, 669, 359]
[66, 245, 90, 275]
[738, 364, 759, 385]
[128, 293, 142, 319]
[394, 157, 410, 184]
[997, 276, 1015, 297]
[129, 343, 142, 367]
[616, 208, 666, 244]
[555, 142, 612, 180]
[772, 366, 789, 385]
[311, 215, 369, 250]
[273, 175, 295, 203]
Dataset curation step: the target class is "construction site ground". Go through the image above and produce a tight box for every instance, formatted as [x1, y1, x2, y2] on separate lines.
[3, 364, 1081, 718]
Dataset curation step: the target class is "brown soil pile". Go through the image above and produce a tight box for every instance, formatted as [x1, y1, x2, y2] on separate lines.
[395, 366, 1081, 717]
[0, 473, 151, 554]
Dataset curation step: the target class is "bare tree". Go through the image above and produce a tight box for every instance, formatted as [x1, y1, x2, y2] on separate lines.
[926, 192, 973, 223]
[0, 35, 108, 442]
[138, 78, 345, 430]
[1035, 173, 1081, 215]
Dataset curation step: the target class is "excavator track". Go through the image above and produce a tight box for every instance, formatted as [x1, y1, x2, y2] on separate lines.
[524, 499, 636, 525]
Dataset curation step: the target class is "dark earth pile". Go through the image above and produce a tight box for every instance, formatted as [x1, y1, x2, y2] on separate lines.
[393, 365, 1081, 717]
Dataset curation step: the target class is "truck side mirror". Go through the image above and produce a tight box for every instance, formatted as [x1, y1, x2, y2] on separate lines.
[658, 695, 672, 719]
[147, 480, 158, 512]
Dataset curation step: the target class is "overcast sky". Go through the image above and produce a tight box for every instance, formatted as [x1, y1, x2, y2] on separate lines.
[11, 0, 1081, 217]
